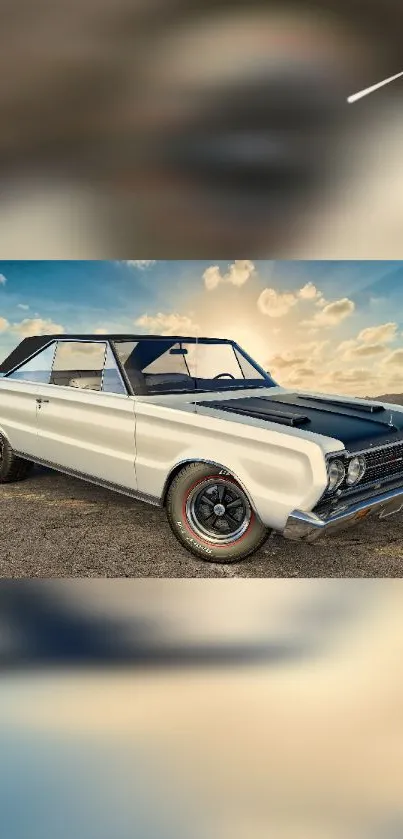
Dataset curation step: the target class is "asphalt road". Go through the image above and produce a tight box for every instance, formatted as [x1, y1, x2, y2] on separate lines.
[1, 466, 403, 577]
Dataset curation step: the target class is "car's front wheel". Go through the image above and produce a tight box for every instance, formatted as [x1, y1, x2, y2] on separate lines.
[166, 462, 268, 563]
[0, 434, 34, 483]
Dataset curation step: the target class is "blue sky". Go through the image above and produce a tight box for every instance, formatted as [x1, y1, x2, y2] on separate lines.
[0, 259, 401, 329]
[1, 259, 403, 396]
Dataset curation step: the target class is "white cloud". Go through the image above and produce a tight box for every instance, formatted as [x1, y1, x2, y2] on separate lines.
[94, 328, 109, 334]
[294, 367, 316, 377]
[17, 303, 29, 310]
[0, 274, 6, 285]
[258, 282, 325, 319]
[124, 260, 156, 269]
[358, 322, 397, 344]
[338, 322, 398, 361]
[268, 341, 329, 374]
[324, 368, 374, 387]
[339, 339, 388, 361]
[135, 312, 200, 336]
[10, 318, 65, 338]
[298, 282, 320, 300]
[349, 343, 387, 358]
[0, 317, 9, 332]
[303, 298, 355, 328]
[203, 260, 255, 291]
[257, 288, 298, 318]
[382, 348, 403, 367]
[298, 340, 330, 360]
[269, 352, 305, 370]
[286, 367, 316, 386]
[338, 339, 356, 355]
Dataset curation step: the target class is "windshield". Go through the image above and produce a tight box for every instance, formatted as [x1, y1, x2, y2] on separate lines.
[113, 338, 276, 395]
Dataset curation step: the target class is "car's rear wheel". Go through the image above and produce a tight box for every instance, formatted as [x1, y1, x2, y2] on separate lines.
[0, 434, 34, 483]
[166, 462, 268, 563]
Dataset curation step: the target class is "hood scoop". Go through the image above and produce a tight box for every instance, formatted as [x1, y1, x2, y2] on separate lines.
[196, 392, 403, 450]
[270, 393, 399, 432]
[301, 395, 385, 414]
[197, 399, 310, 427]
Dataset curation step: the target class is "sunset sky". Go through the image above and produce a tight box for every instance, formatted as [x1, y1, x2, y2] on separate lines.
[0, 259, 403, 397]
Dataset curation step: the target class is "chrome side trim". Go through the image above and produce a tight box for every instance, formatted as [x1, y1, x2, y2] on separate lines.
[14, 450, 161, 507]
[283, 482, 403, 542]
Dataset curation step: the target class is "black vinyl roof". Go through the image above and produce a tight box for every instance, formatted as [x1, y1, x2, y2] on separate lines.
[0, 334, 229, 374]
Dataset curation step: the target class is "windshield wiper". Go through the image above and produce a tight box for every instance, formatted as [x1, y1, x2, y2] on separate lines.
[235, 382, 270, 389]
[147, 382, 271, 396]
[147, 387, 208, 395]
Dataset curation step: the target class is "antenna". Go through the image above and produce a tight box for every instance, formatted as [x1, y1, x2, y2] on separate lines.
[347, 69, 403, 104]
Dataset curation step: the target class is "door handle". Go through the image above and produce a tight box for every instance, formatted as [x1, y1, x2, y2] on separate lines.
[36, 398, 50, 404]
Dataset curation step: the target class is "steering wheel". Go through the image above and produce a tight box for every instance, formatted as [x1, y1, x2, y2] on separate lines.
[213, 373, 236, 380]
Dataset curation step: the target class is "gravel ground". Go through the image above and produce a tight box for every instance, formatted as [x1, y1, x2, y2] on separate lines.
[1, 466, 403, 577]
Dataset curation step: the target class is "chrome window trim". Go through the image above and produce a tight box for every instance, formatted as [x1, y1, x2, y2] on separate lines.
[100, 342, 108, 392]
[21, 381, 134, 400]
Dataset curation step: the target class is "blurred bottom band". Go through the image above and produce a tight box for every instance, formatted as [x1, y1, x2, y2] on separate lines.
[0, 580, 402, 837]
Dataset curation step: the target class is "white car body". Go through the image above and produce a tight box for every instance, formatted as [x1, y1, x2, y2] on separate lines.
[1, 333, 403, 558]
[0, 375, 336, 527]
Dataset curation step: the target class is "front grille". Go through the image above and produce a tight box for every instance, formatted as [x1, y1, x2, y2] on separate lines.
[363, 441, 403, 484]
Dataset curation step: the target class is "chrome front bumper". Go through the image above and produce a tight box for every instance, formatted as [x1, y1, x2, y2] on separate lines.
[283, 483, 403, 542]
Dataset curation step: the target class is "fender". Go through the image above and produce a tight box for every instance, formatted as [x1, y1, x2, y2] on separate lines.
[161, 457, 259, 515]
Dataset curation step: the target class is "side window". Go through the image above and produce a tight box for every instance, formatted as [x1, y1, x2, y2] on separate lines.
[102, 345, 127, 395]
[51, 342, 107, 390]
[6, 344, 56, 384]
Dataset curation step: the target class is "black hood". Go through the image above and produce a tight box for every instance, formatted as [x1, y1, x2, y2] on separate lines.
[197, 392, 403, 452]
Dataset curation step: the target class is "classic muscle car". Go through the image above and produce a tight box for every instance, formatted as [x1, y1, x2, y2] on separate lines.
[1, 333, 403, 563]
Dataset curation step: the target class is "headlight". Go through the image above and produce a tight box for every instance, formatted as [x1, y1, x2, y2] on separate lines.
[346, 455, 366, 486]
[327, 459, 346, 491]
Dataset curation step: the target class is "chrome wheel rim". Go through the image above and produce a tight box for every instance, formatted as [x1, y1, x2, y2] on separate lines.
[185, 478, 251, 545]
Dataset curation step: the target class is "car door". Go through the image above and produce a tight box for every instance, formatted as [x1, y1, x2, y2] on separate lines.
[35, 341, 138, 490]
[0, 342, 57, 457]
